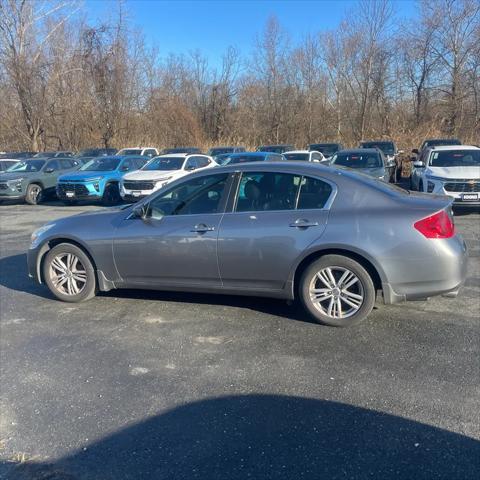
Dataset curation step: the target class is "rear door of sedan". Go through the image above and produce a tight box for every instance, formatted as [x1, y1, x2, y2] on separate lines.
[217, 170, 335, 291]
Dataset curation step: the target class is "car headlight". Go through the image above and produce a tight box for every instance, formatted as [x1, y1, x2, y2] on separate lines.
[6, 178, 23, 190]
[30, 223, 55, 248]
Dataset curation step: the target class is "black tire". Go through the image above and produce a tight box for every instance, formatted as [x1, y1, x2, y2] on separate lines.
[25, 183, 43, 205]
[43, 243, 97, 303]
[102, 183, 120, 206]
[299, 255, 376, 327]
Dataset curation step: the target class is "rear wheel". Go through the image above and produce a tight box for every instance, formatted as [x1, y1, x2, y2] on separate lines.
[25, 183, 43, 205]
[43, 243, 96, 302]
[102, 183, 120, 206]
[299, 255, 376, 327]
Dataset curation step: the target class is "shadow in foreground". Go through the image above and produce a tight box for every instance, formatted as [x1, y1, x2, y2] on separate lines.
[2, 395, 479, 479]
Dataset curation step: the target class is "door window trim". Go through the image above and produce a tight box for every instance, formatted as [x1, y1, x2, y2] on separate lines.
[226, 171, 338, 214]
[127, 171, 237, 220]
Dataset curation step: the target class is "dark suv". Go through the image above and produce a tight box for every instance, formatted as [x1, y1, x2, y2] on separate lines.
[0, 157, 79, 204]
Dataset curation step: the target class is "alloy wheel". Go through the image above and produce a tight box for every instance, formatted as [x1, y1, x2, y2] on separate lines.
[309, 266, 364, 319]
[49, 253, 87, 296]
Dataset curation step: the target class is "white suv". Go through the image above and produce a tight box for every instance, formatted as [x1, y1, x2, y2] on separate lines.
[117, 147, 159, 157]
[120, 153, 217, 201]
[411, 145, 480, 206]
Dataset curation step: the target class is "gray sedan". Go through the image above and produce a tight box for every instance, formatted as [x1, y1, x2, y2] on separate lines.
[27, 162, 467, 326]
[329, 148, 392, 182]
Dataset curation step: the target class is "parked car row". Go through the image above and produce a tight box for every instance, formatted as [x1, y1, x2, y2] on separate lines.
[1, 138, 478, 208]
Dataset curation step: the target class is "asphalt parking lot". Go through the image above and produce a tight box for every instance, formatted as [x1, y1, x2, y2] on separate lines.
[0, 200, 479, 479]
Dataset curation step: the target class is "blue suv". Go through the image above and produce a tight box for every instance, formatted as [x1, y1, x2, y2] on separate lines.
[57, 155, 148, 205]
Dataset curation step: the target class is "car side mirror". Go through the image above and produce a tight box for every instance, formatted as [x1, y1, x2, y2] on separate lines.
[411, 149, 419, 155]
[44, 167, 54, 173]
[185, 165, 195, 171]
[131, 203, 148, 219]
[413, 160, 425, 168]
[387, 159, 396, 167]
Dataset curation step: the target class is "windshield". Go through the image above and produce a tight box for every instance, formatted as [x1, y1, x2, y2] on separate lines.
[310, 144, 339, 156]
[118, 149, 142, 156]
[143, 157, 185, 171]
[284, 153, 309, 161]
[7, 160, 46, 172]
[258, 146, 291, 153]
[80, 157, 120, 171]
[75, 148, 116, 157]
[361, 142, 395, 155]
[163, 148, 199, 154]
[209, 147, 234, 156]
[332, 152, 382, 169]
[429, 150, 480, 167]
[214, 154, 232, 165]
[228, 155, 266, 164]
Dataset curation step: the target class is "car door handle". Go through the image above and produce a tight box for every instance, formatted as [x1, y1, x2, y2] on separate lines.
[191, 223, 215, 233]
[289, 219, 319, 228]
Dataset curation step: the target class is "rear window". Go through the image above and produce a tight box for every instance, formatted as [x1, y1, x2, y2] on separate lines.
[361, 142, 395, 155]
[284, 153, 309, 161]
[332, 153, 382, 168]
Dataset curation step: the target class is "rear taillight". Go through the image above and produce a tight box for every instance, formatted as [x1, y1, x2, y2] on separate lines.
[414, 210, 455, 239]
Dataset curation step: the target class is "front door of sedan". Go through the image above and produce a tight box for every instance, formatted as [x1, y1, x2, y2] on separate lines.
[217, 171, 334, 290]
[112, 172, 232, 287]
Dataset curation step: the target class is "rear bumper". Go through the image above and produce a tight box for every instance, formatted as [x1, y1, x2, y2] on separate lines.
[382, 235, 468, 304]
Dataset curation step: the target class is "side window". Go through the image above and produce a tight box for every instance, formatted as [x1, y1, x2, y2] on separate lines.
[235, 172, 301, 212]
[311, 153, 322, 162]
[196, 156, 210, 168]
[297, 176, 333, 210]
[268, 154, 284, 162]
[120, 159, 133, 171]
[60, 159, 73, 169]
[185, 157, 198, 170]
[145, 149, 156, 157]
[135, 157, 147, 169]
[46, 160, 60, 171]
[148, 173, 229, 219]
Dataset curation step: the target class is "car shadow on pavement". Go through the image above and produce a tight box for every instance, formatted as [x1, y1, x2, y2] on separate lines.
[2, 394, 479, 480]
[0, 253, 53, 299]
[100, 288, 321, 325]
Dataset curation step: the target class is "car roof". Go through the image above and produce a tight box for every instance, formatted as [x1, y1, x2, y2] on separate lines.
[428, 145, 479, 151]
[424, 138, 461, 142]
[258, 144, 292, 147]
[230, 152, 273, 157]
[360, 140, 394, 144]
[284, 150, 311, 154]
[154, 153, 188, 158]
[337, 148, 380, 154]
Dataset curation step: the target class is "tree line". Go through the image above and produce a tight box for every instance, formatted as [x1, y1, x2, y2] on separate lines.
[0, 0, 479, 153]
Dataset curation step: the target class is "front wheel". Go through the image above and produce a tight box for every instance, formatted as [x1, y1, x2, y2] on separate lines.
[102, 183, 120, 206]
[299, 255, 376, 327]
[25, 183, 43, 205]
[43, 243, 97, 302]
